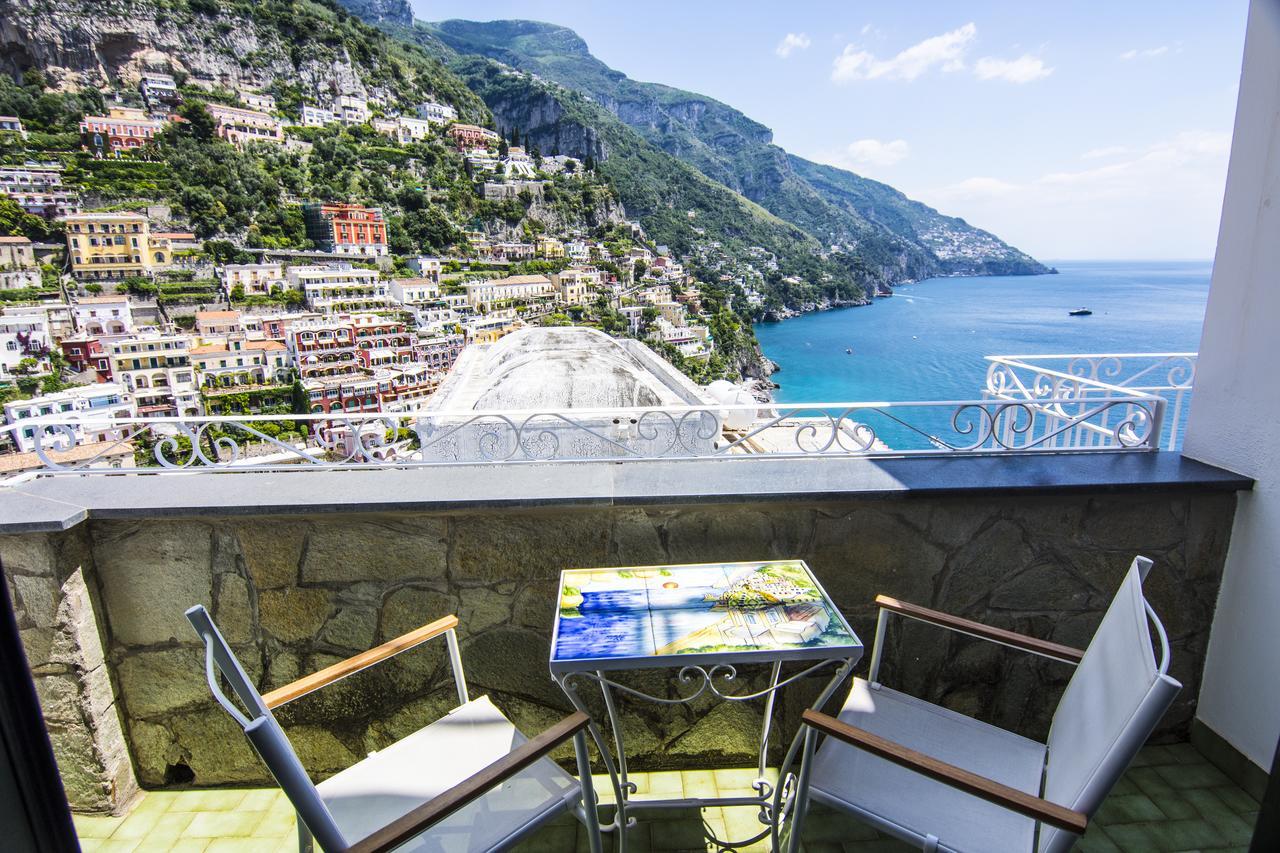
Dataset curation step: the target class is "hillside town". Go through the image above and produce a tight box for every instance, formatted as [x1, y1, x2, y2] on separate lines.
[0, 83, 739, 472]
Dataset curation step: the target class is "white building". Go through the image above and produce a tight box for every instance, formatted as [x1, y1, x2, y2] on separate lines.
[0, 163, 80, 219]
[72, 295, 134, 338]
[239, 91, 277, 113]
[300, 105, 340, 127]
[414, 101, 457, 125]
[0, 236, 39, 290]
[0, 308, 53, 382]
[287, 265, 390, 313]
[108, 333, 200, 418]
[389, 277, 441, 306]
[222, 262, 284, 296]
[4, 383, 135, 453]
[552, 269, 602, 305]
[406, 256, 443, 283]
[463, 275, 556, 310]
[335, 95, 370, 125]
[139, 73, 178, 105]
[395, 116, 434, 144]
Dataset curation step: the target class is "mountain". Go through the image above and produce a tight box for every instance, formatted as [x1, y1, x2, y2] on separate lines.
[420, 19, 1048, 280]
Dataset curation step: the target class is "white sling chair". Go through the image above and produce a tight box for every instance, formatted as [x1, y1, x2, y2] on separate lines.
[186, 605, 603, 853]
[785, 556, 1180, 853]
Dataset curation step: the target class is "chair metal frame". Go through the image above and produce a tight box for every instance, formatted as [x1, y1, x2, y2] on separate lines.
[784, 556, 1177, 853]
[186, 605, 603, 853]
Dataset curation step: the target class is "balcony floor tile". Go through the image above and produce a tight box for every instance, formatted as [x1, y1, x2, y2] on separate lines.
[71, 742, 1258, 852]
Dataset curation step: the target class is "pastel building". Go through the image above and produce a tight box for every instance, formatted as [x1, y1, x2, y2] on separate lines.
[72, 295, 134, 338]
[286, 265, 389, 313]
[302, 203, 388, 256]
[0, 163, 79, 219]
[107, 333, 199, 418]
[3, 383, 135, 453]
[63, 212, 162, 281]
[222, 263, 284, 295]
[80, 111, 164, 156]
[414, 101, 458, 125]
[206, 104, 284, 147]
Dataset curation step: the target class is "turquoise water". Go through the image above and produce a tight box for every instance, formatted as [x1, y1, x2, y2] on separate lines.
[752, 261, 1211, 449]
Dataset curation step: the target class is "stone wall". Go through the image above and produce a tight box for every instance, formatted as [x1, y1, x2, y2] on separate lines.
[0, 529, 136, 813]
[0, 489, 1237, 810]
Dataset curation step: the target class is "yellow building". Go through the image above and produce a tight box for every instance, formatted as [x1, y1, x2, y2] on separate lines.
[536, 237, 565, 259]
[63, 212, 170, 281]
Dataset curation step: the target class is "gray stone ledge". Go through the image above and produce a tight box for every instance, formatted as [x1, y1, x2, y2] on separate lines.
[0, 451, 1251, 534]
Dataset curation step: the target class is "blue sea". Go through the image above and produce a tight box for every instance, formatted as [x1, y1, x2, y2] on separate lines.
[752, 261, 1211, 449]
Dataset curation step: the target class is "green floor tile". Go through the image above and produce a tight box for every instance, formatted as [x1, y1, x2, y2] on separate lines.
[1104, 817, 1227, 850]
[1154, 761, 1233, 790]
[182, 810, 265, 839]
[1213, 784, 1261, 815]
[1096, 793, 1165, 824]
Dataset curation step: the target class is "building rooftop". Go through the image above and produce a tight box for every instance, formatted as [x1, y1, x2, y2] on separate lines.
[427, 326, 714, 412]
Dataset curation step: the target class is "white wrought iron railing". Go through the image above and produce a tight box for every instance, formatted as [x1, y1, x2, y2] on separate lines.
[984, 353, 1196, 451]
[1, 397, 1166, 480]
[0, 352, 1196, 479]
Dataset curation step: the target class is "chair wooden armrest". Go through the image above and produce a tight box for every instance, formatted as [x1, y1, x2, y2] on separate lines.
[875, 595, 1084, 664]
[801, 710, 1087, 834]
[347, 711, 593, 853]
[263, 614, 460, 710]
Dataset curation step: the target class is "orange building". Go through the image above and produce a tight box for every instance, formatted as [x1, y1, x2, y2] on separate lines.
[302, 203, 388, 256]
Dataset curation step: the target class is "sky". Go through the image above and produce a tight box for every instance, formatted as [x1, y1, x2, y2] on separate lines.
[413, 1, 1249, 260]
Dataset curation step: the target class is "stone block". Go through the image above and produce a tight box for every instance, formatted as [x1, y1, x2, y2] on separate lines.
[608, 508, 668, 565]
[381, 586, 456, 642]
[213, 572, 253, 645]
[512, 580, 559, 631]
[35, 673, 85, 727]
[937, 518, 1033, 612]
[258, 587, 331, 643]
[461, 627, 564, 708]
[19, 627, 56, 671]
[46, 718, 111, 810]
[234, 521, 307, 589]
[318, 606, 377, 652]
[286, 724, 359, 779]
[11, 573, 59, 628]
[116, 648, 209, 718]
[452, 512, 608, 581]
[0, 533, 56, 578]
[93, 521, 214, 647]
[989, 559, 1092, 612]
[302, 517, 447, 584]
[808, 506, 944, 610]
[456, 586, 512, 636]
[663, 507, 797, 565]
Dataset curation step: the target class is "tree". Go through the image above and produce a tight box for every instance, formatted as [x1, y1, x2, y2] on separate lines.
[289, 378, 310, 417]
[0, 197, 54, 242]
[633, 260, 648, 281]
[84, 283, 104, 294]
[510, 127, 520, 147]
[176, 99, 216, 142]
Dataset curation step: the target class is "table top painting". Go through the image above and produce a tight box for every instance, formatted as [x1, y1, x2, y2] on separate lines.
[550, 560, 861, 672]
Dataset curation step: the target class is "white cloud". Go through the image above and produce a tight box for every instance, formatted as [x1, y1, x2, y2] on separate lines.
[831, 22, 976, 83]
[1120, 45, 1170, 61]
[973, 54, 1053, 83]
[845, 138, 911, 167]
[918, 130, 1232, 258]
[775, 33, 811, 59]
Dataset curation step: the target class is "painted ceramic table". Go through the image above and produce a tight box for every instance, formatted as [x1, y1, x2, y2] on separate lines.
[549, 560, 863, 851]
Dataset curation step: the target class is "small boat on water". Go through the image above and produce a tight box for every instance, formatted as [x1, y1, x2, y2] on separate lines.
[1069, 307, 1093, 316]
[845, 347, 853, 354]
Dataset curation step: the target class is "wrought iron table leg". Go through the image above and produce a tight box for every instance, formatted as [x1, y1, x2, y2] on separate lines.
[555, 674, 631, 853]
[771, 659, 854, 852]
